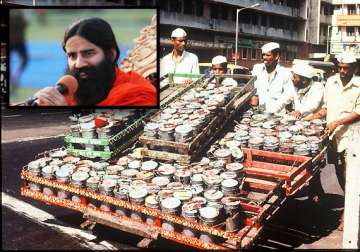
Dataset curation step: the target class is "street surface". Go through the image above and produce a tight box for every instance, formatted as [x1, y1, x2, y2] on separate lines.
[1, 108, 344, 250]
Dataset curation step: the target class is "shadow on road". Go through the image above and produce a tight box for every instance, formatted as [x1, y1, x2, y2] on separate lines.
[257, 193, 344, 249]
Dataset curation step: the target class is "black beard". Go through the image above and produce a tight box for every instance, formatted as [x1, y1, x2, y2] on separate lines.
[65, 56, 115, 105]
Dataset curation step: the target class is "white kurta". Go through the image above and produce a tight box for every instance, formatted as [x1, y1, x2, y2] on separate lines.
[293, 81, 325, 117]
[323, 74, 360, 152]
[160, 50, 199, 84]
[252, 63, 294, 114]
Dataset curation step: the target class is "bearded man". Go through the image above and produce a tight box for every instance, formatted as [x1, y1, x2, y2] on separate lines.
[33, 17, 157, 106]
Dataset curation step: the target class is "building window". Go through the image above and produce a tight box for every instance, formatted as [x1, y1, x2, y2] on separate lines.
[124, 0, 137, 5]
[221, 6, 228, 20]
[184, 0, 193, 14]
[169, 0, 181, 13]
[195, 0, 203, 17]
[251, 13, 258, 25]
[348, 5, 356, 15]
[251, 49, 257, 59]
[242, 48, 248, 59]
[158, 0, 168, 11]
[347, 27, 355, 36]
[240, 10, 251, 24]
[210, 4, 218, 19]
[261, 14, 267, 26]
[231, 8, 236, 21]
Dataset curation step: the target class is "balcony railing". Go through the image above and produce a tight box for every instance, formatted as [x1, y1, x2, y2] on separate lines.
[160, 12, 300, 41]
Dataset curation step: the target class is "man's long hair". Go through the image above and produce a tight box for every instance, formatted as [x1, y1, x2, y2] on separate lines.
[62, 17, 120, 65]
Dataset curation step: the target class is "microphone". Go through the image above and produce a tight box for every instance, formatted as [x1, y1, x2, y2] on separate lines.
[24, 75, 78, 106]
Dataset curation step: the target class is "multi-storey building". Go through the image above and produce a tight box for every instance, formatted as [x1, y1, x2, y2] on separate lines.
[308, 0, 359, 59]
[3, 0, 155, 5]
[329, 0, 360, 58]
[159, 0, 310, 68]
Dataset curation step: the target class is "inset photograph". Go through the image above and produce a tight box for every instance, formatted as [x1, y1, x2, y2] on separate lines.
[8, 8, 158, 107]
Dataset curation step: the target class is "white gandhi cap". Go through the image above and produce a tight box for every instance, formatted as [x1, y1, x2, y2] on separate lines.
[212, 55, 227, 65]
[261, 42, 280, 54]
[336, 52, 357, 64]
[171, 28, 187, 38]
[292, 63, 315, 79]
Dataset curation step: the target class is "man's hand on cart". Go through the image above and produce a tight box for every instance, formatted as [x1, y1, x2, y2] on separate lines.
[289, 111, 302, 120]
[183, 79, 193, 85]
[325, 120, 341, 134]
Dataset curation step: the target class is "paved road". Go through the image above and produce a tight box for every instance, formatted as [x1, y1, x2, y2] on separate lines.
[1, 108, 345, 250]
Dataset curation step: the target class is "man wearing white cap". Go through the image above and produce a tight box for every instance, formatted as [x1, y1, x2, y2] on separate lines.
[289, 63, 324, 119]
[160, 28, 199, 85]
[309, 51, 360, 230]
[206, 55, 237, 87]
[251, 42, 293, 114]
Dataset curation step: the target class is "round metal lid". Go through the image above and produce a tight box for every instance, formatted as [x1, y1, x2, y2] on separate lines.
[60, 164, 76, 173]
[55, 168, 71, 178]
[71, 171, 89, 182]
[80, 121, 95, 130]
[92, 161, 109, 171]
[41, 165, 57, 174]
[145, 195, 160, 208]
[161, 197, 181, 209]
[121, 169, 139, 178]
[214, 148, 232, 158]
[174, 168, 192, 178]
[128, 160, 142, 170]
[141, 160, 158, 171]
[252, 114, 268, 122]
[289, 125, 302, 133]
[151, 176, 170, 187]
[157, 164, 176, 176]
[129, 187, 148, 199]
[163, 108, 177, 115]
[182, 202, 198, 215]
[86, 176, 100, 184]
[204, 189, 224, 201]
[28, 160, 42, 170]
[220, 171, 237, 180]
[136, 171, 154, 180]
[167, 182, 184, 190]
[50, 149, 67, 158]
[160, 113, 172, 121]
[221, 196, 241, 206]
[292, 135, 307, 143]
[199, 206, 219, 219]
[226, 163, 244, 172]
[248, 137, 264, 145]
[173, 190, 193, 201]
[221, 179, 239, 188]
[158, 123, 176, 132]
[106, 165, 125, 174]
[100, 179, 117, 189]
[190, 184, 204, 195]
[117, 156, 130, 166]
[144, 122, 159, 131]
[278, 131, 292, 139]
[262, 121, 276, 129]
[78, 114, 94, 123]
[63, 156, 80, 164]
[191, 173, 204, 183]
[231, 147, 244, 160]
[175, 124, 193, 135]
[225, 140, 241, 149]
[203, 169, 220, 177]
